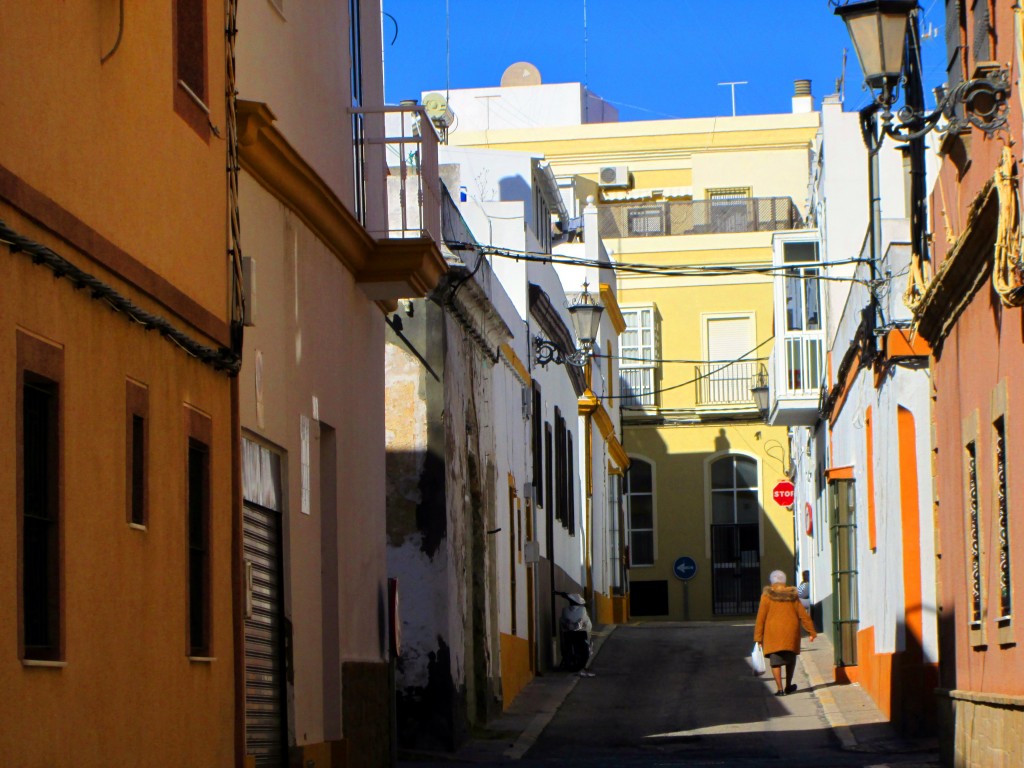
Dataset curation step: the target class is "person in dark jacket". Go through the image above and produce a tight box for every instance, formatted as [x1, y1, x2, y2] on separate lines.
[754, 569, 816, 695]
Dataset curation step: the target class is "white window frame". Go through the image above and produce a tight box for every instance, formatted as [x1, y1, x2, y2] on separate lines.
[619, 304, 658, 407]
[624, 456, 656, 568]
[772, 234, 826, 396]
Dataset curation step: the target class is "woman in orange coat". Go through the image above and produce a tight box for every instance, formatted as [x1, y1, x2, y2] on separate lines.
[754, 569, 817, 695]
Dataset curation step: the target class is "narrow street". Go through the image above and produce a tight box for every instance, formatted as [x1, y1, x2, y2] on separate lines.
[403, 622, 939, 767]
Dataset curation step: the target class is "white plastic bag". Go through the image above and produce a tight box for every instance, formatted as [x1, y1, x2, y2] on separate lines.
[751, 642, 766, 676]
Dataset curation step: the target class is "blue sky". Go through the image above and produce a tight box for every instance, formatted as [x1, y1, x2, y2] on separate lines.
[382, 0, 948, 121]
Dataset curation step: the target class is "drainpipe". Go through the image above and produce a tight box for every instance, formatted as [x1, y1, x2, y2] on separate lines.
[859, 105, 883, 347]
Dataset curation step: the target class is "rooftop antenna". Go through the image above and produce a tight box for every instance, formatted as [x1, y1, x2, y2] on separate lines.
[836, 48, 847, 104]
[583, 0, 589, 122]
[445, 0, 451, 101]
[718, 81, 747, 117]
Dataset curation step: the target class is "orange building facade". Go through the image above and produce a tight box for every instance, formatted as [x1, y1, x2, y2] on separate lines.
[919, 4, 1024, 765]
[1, 4, 237, 766]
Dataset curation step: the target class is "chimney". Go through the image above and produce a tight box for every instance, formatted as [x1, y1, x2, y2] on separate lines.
[792, 79, 813, 113]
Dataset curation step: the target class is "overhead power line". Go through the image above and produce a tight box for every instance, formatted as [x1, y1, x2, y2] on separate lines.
[446, 240, 875, 284]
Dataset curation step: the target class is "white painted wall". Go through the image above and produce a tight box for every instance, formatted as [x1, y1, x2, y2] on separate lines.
[430, 82, 617, 134]
[554, 202, 624, 603]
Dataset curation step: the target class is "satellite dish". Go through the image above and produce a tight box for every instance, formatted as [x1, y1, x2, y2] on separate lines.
[423, 92, 454, 128]
[501, 61, 542, 87]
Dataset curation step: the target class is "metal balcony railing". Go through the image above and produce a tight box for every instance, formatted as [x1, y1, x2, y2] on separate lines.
[782, 332, 825, 395]
[351, 104, 442, 244]
[695, 360, 761, 406]
[619, 368, 655, 407]
[598, 197, 803, 239]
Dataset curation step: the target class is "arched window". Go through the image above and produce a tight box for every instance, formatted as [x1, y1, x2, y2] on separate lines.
[624, 458, 654, 566]
[710, 455, 759, 524]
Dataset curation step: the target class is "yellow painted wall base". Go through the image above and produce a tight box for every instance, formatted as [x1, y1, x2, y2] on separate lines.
[594, 592, 630, 625]
[500, 633, 533, 710]
[595, 591, 613, 624]
[291, 739, 349, 768]
[613, 595, 629, 624]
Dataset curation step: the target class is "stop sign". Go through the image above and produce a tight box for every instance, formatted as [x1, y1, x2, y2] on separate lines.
[772, 480, 795, 507]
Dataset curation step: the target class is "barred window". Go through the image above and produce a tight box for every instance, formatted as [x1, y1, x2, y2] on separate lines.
[966, 441, 983, 626]
[627, 204, 666, 236]
[995, 418, 1012, 620]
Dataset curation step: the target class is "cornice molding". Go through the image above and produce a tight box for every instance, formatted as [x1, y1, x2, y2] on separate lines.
[578, 392, 629, 471]
[599, 283, 627, 335]
[915, 179, 998, 348]
[236, 100, 446, 301]
[500, 343, 531, 386]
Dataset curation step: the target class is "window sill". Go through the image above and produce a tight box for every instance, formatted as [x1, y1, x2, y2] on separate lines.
[22, 659, 67, 669]
[128, 522, 147, 532]
[189, 656, 216, 663]
[996, 618, 1015, 646]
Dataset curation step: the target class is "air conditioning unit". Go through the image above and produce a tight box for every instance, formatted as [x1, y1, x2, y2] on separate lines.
[598, 165, 631, 188]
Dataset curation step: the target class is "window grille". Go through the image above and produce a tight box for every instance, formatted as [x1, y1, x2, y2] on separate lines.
[626, 204, 666, 236]
[967, 441, 983, 625]
[995, 418, 1012, 620]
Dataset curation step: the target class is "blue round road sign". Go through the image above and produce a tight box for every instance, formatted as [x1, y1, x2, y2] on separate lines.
[673, 556, 698, 581]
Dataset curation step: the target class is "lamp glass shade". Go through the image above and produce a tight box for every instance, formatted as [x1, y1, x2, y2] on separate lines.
[751, 384, 770, 415]
[568, 301, 604, 348]
[835, 0, 915, 91]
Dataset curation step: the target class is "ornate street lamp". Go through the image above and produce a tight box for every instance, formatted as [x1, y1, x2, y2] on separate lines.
[835, 0, 1010, 317]
[835, 0, 1009, 141]
[750, 365, 770, 421]
[535, 282, 605, 368]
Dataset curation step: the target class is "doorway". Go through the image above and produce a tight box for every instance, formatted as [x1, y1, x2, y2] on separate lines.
[711, 524, 761, 614]
[710, 455, 761, 615]
[242, 438, 287, 766]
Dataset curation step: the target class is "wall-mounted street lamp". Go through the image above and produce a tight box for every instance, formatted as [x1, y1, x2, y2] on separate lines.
[534, 282, 605, 368]
[750, 365, 770, 421]
[835, 0, 1009, 141]
[834, 0, 1010, 314]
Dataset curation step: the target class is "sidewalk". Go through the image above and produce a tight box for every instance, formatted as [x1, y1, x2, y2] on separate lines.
[798, 633, 938, 759]
[443, 624, 618, 763]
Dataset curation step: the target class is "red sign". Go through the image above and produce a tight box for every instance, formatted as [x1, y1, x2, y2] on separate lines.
[772, 480, 795, 507]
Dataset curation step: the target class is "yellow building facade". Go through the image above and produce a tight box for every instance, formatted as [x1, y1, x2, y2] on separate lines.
[449, 93, 818, 621]
[2, 5, 237, 766]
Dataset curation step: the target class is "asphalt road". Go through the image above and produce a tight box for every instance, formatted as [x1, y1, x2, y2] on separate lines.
[402, 621, 939, 767]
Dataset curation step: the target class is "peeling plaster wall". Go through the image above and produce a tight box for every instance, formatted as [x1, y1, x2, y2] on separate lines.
[386, 296, 503, 749]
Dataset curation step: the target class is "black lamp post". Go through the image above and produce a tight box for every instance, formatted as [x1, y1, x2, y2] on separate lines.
[535, 282, 605, 368]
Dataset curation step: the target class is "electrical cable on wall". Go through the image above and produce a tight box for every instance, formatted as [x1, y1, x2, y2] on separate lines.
[1, 220, 240, 375]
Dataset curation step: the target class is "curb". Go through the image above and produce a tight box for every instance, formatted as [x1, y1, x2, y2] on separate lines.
[502, 623, 618, 759]
[798, 641, 858, 750]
